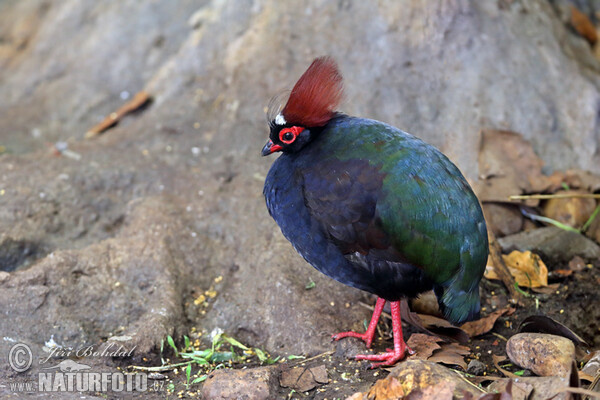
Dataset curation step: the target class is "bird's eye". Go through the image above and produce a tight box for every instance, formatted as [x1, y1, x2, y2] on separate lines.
[279, 126, 304, 144]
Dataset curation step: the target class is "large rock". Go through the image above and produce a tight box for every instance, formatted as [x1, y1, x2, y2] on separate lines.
[1, 0, 600, 394]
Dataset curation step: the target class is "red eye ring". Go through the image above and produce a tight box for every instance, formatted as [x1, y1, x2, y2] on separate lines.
[279, 126, 305, 144]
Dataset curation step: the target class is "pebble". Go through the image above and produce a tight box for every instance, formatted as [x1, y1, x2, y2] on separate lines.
[582, 350, 600, 377]
[201, 366, 276, 400]
[467, 359, 486, 376]
[506, 333, 575, 377]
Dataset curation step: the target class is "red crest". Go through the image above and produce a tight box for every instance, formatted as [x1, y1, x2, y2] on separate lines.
[281, 57, 344, 127]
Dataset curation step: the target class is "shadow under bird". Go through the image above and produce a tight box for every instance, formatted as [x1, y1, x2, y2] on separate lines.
[261, 57, 488, 367]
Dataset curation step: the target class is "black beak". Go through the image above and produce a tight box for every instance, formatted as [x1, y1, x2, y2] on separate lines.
[261, 140, 273, 156]
[262, 139, 280, 156]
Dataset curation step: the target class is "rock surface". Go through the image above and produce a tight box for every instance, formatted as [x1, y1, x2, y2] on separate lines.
[201, 366, 278, 400]
[506, 333, 576, 377]
[350, 359, 485, 399]
[498, 226, 600, 262]
[1, 0, 600, 396]
[487, 377, 570, 400]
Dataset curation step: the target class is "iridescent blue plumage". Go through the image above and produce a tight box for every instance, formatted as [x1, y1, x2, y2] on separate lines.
[262, 57, 488, 367]
[264, 115, 488, 325]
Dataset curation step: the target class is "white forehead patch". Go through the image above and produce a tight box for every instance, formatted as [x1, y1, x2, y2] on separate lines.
[274, 113, 286, 126]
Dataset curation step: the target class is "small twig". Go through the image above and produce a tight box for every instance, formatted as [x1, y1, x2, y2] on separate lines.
[509, 194, 600, 200]
[86, 91, 151, 138]
[129, 360, 192, 372]
[490, 332, 508, 342]
[487, 230, 527, 306]
[290, 350, 334, 366]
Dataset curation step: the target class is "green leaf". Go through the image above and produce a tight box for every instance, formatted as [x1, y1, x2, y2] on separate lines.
[287, 354, 305, 360]
[561, 182, 570, 191]
[185, 363, 192, 383]
[221, 334, 249, 350]
[181, 349, 212, 359]
[188, 356, 210, 365]
[255, 348, 267, 363]
[167, 335, 178, 357]
[211, 332, 222, 351]
[184, 335, 191, 351]
[305, 278, 316, 290]
[514, 370, 525, 376]
[192, 375, 207, 384]
[266, 356, 280, 365]
[211, 351, 235, 362]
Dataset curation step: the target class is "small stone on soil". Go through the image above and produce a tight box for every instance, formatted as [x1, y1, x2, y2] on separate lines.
[506, 333, 575, 377]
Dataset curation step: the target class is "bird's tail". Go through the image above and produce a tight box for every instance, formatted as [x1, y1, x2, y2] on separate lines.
[434, 284, 481, 325]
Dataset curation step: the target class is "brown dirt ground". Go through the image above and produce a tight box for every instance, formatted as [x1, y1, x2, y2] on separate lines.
[112, 253, 599, 400]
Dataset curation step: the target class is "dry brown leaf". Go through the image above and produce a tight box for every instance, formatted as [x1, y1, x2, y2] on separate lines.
[402, 300, 469, 343]
[571, 5, 598, 45]
[460, 306, 515, 337]
[367, 376, 404, 400]
[530, 283, 560, 294]
[485, 250, 548, 288]
[473, 130, 550, 203]
[483, 203, 525, 237]
[487, 379, 529, 400]
[407, 333, 443, 360]
[427, 343, 470, 369]
[492, 354, 520, 379]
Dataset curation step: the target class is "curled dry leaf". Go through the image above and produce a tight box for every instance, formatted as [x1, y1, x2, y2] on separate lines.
[492, 354, 520, 379]
[407, 333, 443, 360]
[460, 306, 515, 337]
[485, 250, 548, 288]
[427, 343, 471, 370]
[402, 300, 469, 343]
[473, 130, 550, 203]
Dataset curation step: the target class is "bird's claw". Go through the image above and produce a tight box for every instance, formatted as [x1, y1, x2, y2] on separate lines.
[332, 331, 374, 348]
[385, 345, 415, 355]
[354, 347, 410, 368]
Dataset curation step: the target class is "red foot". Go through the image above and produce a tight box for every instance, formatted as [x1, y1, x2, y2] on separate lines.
[355, 347, 408, 368]
[332, 298, 386, 348]
[385, 346, 416, 355]
[332, 330, 375, 348]
[333, 299, 412, 368]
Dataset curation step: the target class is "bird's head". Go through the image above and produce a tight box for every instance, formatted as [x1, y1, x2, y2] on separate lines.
[262, 57, 344, 156]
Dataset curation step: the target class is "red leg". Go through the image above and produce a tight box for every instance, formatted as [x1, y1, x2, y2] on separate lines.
[332, 297, 386, 348]
[354, 300, 414, 368]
